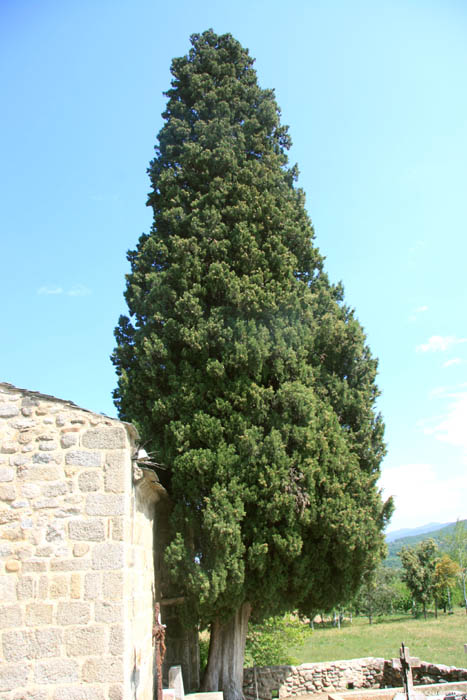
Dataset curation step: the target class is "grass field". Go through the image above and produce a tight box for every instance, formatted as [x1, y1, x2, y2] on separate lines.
[289, 610, 467, 668]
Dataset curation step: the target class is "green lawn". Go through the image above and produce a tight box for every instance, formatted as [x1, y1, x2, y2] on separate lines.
[289, 611, 467, 668]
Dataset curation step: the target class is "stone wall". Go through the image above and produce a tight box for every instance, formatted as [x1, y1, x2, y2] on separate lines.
[0, 382, 167, 700]
[243, 658, 467, 700]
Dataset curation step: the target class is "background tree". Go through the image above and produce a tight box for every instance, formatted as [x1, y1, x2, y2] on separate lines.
[399, 539, 439, 619]
[434, 554, 460, 613]
[446, 519, 467, 613]
[354, 565, 402, 623]
[113, 30, 392, 700]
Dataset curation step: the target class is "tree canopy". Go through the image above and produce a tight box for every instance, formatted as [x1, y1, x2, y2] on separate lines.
[112, 29, 392, 698]
[446, 520, 467, 613]
[399, 539, 439, 618]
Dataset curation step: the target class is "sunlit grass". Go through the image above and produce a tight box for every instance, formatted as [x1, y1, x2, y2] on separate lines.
[289, 610, 467, 668]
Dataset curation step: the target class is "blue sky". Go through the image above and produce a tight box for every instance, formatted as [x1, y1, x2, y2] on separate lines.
[1, 0, 466, 531]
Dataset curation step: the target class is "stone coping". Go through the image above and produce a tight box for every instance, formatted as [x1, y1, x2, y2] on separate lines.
[0, 380, 139, 440]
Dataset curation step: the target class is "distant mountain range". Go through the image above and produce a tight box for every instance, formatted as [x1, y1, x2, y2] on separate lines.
[385, 522, 448, 543]
[383, 519, 467, 568]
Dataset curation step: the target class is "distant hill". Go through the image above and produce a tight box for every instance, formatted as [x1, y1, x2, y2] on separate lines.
[384, 519, 467, 568]
[386, 522, 447, 543]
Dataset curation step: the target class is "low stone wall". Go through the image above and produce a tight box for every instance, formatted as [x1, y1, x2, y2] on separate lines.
[385, 660, 467, 688]
[243, 658, 467, 700]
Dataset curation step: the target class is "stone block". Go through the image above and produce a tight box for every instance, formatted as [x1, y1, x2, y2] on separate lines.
[73, 542, 90, 557]
[38, 440, 58, 451]
[61, 433, 78, 448]
[82, 427, 126, 449]
[70, 414, 86, 424]
[0, 483, 16, 501]
[92, 542, 124, 570]
[18, 429, 35, 444]
[38, 575, 48, 598]
[0, 542, 12, 556]
[55, 411, 66, 425]
[13, 690, 48, 700]
[35, 627, 63, 656]
[78, 470, 101, 492]
[2, 628, 61, 661]
[34, 496, 60, 509]
[16, 575, 33, 600]
[65, 451, 101, 467]
[0, 506, 15, 525]
[32, 452, 54, 463]
[0, 467, 14, 481]
[95, 601, 122, 623]
[5, 559, 20, 572]
[84, 572, 101, 600]
[50, 559, 87, 571]
[81, 657, 124, 683]
[50, 575, 69, 598]
[0, 404, 19, 417]
[109, 624, 124, 655]
[41, 481, 69, 497]
[10, 417, 37, 430]
[55, 506, 81, 517]
[61, 426, 81, 434]
[111, 517, 124, 540]
[2, 525, 22, 541]
[86, 493, 124, 516]
[25, 603, 53, 626]
[0, 605, 22, 628]
[109, 687, 124, 700]
[21, 483, 41, 498]
[70, 573, 81, 598]
[11, 498, 28, 508]
[1, 440, 16, 453]
[35, 659, 79, 684]
[17, 464, 62, 481]
[22, 561, 47, 572]
[69, 518, 105, 541]
[64, 625, 105, 656]
[103, 571, 124, 600]
[0, 663, 31, 692]
[57, 601, 90, 625]
[104, 452, 126, 493]
[52, 688, 105, 700]
[46, 522, 66, 542]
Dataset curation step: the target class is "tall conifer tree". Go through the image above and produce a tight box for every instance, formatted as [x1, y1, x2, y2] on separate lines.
[113, 30, 392, 700]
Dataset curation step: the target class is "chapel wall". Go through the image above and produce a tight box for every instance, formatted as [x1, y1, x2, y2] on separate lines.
[0, 382, 159, 700]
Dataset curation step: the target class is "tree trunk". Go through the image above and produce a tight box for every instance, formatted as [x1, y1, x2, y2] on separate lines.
[423, 601, 426, 620]
[201, 603, 251, 700]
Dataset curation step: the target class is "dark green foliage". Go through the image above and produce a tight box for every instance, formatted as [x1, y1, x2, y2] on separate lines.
[113, 30, 392, 628]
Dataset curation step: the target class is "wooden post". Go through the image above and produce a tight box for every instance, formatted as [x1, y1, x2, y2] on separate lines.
[391, 643, 420, 700]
